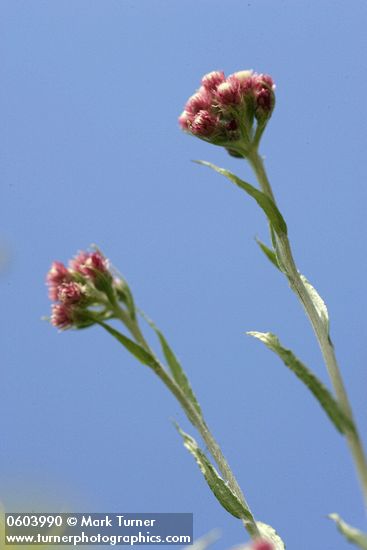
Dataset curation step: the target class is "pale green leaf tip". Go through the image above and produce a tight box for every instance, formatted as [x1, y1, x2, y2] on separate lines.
[255, 237, 281, 269]
[171, 419, 179, 430]
[246, 330, 270, 341]
[328, 513, 367, 549]
[173, 420, 183, 434]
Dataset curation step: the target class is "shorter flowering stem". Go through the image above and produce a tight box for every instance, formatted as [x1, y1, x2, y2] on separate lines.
[248, 149, 367, 510]
[156, 366, 260, 539]
[111, 302, 260, 539]
[112, 303, 150, 349]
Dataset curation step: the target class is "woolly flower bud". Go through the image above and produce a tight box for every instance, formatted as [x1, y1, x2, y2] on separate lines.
[51, 303, 74, 330]
[231, 70, 253, 82]
[201, 70, 225, 92]
[228, 72, 254, 96]
[215, 80, 242, 106]
[256, 88, 273, 111]
[256, 73, 274, 89]
[46, 261, 71, 300]
[253, 74, 275, 119]
[191, 110, 219, 137]
[69, 251, 89, 273]
[57, 281, 85, 305]
[70, 251, 110, 280]
[184, 89, 212, 115]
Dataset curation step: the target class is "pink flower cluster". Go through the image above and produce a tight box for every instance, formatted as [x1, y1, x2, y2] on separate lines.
[179, 70, 275, 145]
[46, 250, 110, 330]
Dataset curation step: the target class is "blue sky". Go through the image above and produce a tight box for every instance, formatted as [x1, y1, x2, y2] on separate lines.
[1, 1, 367, 548]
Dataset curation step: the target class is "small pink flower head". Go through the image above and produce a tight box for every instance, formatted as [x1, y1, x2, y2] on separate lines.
[257, 88, 273, 110]
[256, 73, 275, 89]
[253, 73, 275, 119]
[70, 250, 110, 280]
[214, 80, 242, 106]
[57, 281, 85, 305]
[178, 110, 194, 131]
[69, 251, 89, 274]
[228, 70, 254, 94]
[46, 261, 71, 300]
[46, 261, 69, 285]
[252, 540, 274, 550]
[184, 89, 212, 115]
[201, 70, 225, 92]
[85, 251, 109, 274]
[51, 303, 74, 330]
[191, 110, 219, 138]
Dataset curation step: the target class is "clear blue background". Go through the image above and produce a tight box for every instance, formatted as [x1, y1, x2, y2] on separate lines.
[1, 1, 367, 549]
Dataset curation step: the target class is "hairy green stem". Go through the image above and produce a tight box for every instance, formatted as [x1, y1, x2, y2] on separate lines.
[248, 149, 367, 509]
[112, 304, 260, 539]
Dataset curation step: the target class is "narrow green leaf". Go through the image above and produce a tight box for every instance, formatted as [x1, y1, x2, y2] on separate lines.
[329, 514, 367, 549]
[98, 321, 156, 368]
[176, 425, 254, 523]
[195, 160, 287, 236]
[271, 227, 287, 272]
[300, 274, 329, 334]
[256, 521, 286, 550]
[118, 280, 137, 320]
[247, 332, 354, 435]
[255, 238, 280, 270]
[140, 312, 203, 418]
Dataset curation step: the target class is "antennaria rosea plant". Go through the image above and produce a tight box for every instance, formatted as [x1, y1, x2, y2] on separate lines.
[46, 68, 367, 550]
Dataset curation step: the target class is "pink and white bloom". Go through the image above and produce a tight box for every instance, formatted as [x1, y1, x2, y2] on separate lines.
[228, 71, 254, 95]
[256, 88, 273, 111]
[214, 80, 242, 106]
[50, 303, 74, 330]
[191, 110, 219, 137]
[46, 261, 71, 300]
[253, 73, 275, 117]
[185, 89, 212, 115]
[70, 250, 109, 279]
[178, 110, 193, 130]
[57, 281, 85, 305]
[255, 73, 274, 89]
[201, 70, 225, 92]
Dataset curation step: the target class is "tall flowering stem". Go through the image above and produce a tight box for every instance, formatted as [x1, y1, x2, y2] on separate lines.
[248, 148, 367, 509]
[180, 68, 367, 545]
